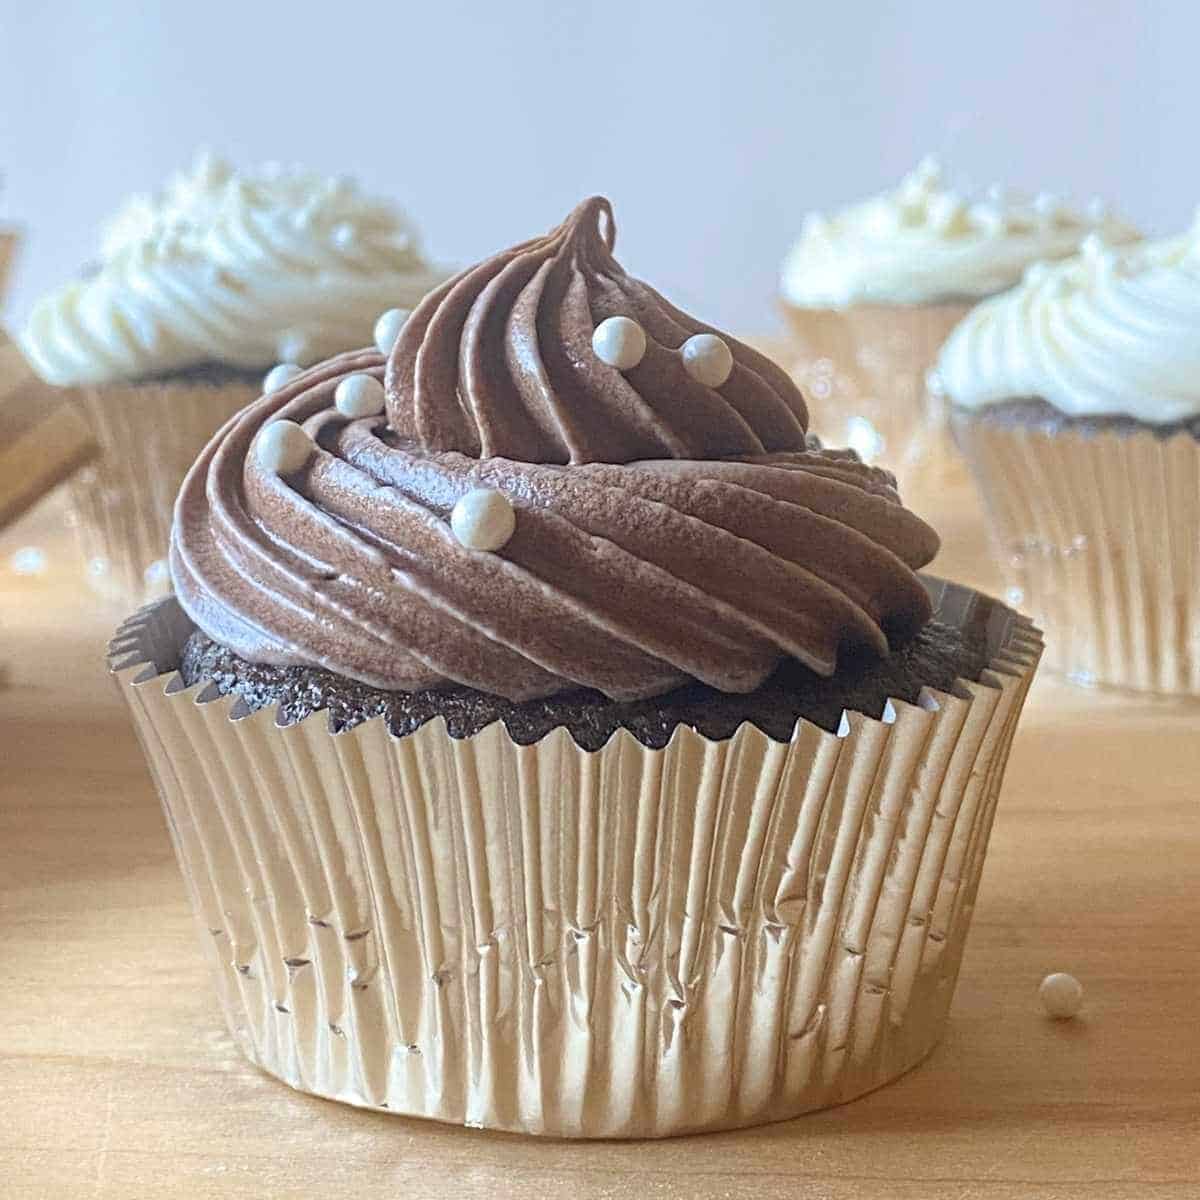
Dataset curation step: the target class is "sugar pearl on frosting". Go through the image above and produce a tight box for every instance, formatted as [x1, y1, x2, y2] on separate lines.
[928, 192, 970, 235]
[450, 488, 516, 552]
[1034, 192, 1078, 227]
[1039, 972, 1083, 1019]
[374, 308, 410, 355]
[680, 333, 733, 388]
[263, 362, 302, 392]
[331, 221, 358, 251]
[256, 420, 313, 474]
[276, 330, 310, 364]
[592, 316, 646, 370]
[968, 202, 1007, 236]
[334, 373, 386, 418]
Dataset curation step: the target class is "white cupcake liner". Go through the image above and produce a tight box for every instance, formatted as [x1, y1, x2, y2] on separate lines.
[779, 301, 971, 487]
[110, 581, 1040, 1137]
[954, 414, 1200, 695]
[68, 379, 257, 605]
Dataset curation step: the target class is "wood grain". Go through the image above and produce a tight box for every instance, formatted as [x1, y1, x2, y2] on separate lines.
[2, 479, 1197, 1200]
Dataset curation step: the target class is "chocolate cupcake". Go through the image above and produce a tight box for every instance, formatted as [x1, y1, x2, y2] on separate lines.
[780, 157, 1138, 486]
[20, 151, 449, 604]
[942, 224, 1200, 695]
[112, 197, 1041, 1136]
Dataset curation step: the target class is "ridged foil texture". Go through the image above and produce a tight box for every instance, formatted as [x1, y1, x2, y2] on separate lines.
[955, 415, 1200, 695]
[110, 583, 1040, 1137]
[69, 380, 256, 605]
[780, 301, 970, 489]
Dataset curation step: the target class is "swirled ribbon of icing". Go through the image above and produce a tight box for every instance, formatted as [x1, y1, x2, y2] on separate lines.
[172, 200, 939, 702]
[782, 156, 1140, 308]
[388, 197, 808, 464]
[938, 225, 1200, 422]
[22, 152, 448, 386]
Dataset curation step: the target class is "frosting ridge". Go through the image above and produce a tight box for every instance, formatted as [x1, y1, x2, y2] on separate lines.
[782, 156, 1139, 308]
[22, 151, 449, 386]
[172, 200, 939, 703]
[388, 197, 807, 464]
[938, 222, 1200, 423]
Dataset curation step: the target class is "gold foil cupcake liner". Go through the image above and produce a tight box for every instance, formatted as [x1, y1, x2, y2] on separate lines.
[780, 301, 971, 493]
[69, 379, 257, 605]
[955, 415, 1200, 695]
[110, 582, 1040, 1137]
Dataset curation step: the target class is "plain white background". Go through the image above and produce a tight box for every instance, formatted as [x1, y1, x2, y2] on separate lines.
[1, 1, 1195, 331]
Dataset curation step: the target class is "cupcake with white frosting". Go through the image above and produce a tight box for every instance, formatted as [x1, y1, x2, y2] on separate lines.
[20, 151, 449, 603]
[780, 157, 1138, 480]
[941, 221, 1200, 694]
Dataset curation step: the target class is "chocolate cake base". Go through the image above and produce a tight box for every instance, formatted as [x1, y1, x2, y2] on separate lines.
[179, 621, 990, 751]
[955, 397, 1200, 441]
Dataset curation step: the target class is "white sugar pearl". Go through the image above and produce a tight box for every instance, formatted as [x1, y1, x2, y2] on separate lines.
[592, 316, 646, 370]
[263, 362, 302, 392]
[276, 330, 310, 364]
[928, 192, 970, 235]
[680, 333, 733, 388]
[334, 373, 386, 418]
[968, 202, 1007, 236]
[256, 420, 314, 475]
[331, 221, 357, 251]
[450, 488, 516, 552]
[1039, 972, 1083, 1019]
[374, 308, 410, 356]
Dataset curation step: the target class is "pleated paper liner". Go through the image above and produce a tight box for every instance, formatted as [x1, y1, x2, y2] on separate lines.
[779, 300, 972, 499]
[954, 412, 1200, 696]
[69, 379, 257, 606]
[110, 581, 1041, 1138]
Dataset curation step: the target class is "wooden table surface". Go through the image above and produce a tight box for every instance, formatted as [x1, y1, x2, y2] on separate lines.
[2, 476, 1197, 1200]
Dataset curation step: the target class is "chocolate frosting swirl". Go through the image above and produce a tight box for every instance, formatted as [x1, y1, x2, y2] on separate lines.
[171, 199, 939, 703]
[387, 197, 808, 463]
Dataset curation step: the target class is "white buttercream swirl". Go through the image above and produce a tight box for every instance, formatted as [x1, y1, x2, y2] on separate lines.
[937, 220, 1200, 423]
[781, 156, 1140, 308]
[22, 151, 450, 385]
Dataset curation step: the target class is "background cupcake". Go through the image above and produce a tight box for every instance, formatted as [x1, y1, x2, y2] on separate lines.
[112, 196, 1040, 1137]
[942, 221, 1199, 694]
[780, 156, 1138, 489]
[20, 150, 449, 604]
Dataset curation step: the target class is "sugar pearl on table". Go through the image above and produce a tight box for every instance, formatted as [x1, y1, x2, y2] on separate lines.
[680, 333, 733, 388]
[256, 420, 314, 474]
[374, 308, 411, 355]
[1039, 972, 1083, 1019]
[592, 316, 646, 370]
[263, 362, 302, 392]
[334, 373, 386, 418]
[450, 488, 516, 552]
